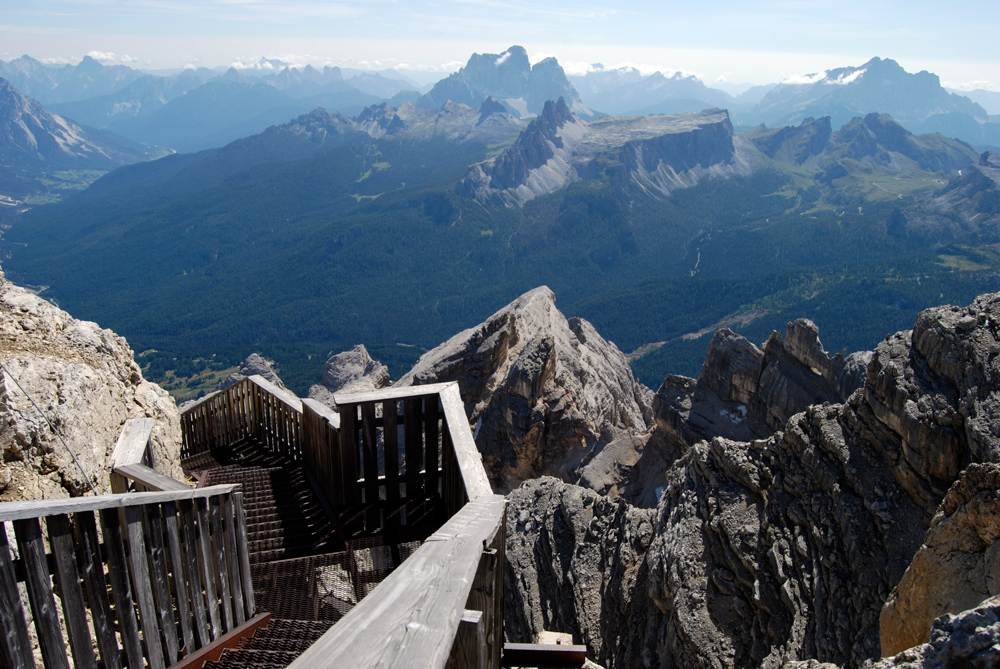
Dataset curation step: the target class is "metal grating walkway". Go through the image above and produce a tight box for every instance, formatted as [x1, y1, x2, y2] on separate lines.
[180, 438, 445, 668]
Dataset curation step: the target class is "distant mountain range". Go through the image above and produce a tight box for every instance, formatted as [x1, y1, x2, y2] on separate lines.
[0, 77, 158, 197]
[3, 49, 999, 159]
[3, 90, 995, 392]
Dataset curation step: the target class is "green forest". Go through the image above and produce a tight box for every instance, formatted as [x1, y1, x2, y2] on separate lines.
[3, 121, 998, 395]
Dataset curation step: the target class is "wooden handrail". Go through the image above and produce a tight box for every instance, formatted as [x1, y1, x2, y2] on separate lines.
[0, 485, 239, 521]
[286, 494, 506, 669]
[0, 486, 256, 668]
[111, 417, 193, 493]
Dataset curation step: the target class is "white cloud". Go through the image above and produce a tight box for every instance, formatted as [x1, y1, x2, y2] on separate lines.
[716, 75, 728, 83]
[945, 79, 999, 92]
[40, 56, 78, 65]
[782, 70, 828, 85]
[495, 50, 510, 66]
[829, 68, 865, 85]
[396, 61, 463, 73]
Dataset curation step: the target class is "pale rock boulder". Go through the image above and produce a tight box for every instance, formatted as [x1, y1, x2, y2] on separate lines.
[0, 267, 183, 500]
[308, 344, 390, 409]
[880, 462, 1000, 656]
[397, 286, 653, 492]
[874, 595, 1000, 668]
[217, 352, 286, 391]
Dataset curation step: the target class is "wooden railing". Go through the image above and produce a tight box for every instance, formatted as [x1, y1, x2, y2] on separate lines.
[178, 377, 504, 667]
[180, 375, 308, 462]
[0, 486, 256, 669]
[287, 493, 506, 669]
[111, 417, 191, 493]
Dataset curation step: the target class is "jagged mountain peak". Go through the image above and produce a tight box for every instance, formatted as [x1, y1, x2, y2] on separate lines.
[417, 45, 584, 118]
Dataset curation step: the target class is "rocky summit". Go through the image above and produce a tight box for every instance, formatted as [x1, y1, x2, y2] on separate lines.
[397, 285, 653, 493]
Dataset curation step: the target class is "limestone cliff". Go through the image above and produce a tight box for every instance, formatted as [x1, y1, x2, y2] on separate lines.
[0, 266, 182, 499]
[397, 286, 653, 492]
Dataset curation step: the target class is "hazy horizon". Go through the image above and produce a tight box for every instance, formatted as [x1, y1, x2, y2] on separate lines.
[3, 0, 999, 92]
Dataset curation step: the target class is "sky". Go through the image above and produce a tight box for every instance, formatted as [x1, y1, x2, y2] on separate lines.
[2, 0, 999, 90]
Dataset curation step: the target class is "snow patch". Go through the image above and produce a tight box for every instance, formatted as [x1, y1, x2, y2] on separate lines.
[720, 405, 748, 424]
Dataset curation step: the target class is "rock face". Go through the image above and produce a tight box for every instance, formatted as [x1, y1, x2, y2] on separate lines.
[655, 319, 870, 447]
[874, 595, 1000, 668]
[880, 463, 1000, 656]
[397, 286, 653, 492]
[0, 267, 183, 500]
[506, 292, 1000, 668]
[217, 353, 286, 391]
[308, 344, 390, 408]
[505, 477, 655, 669]
[459, 105, 756, 205]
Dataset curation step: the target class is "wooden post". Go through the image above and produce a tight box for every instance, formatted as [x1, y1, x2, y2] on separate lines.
[447, 610, 487, 669]
[75, 512, 121, 669]
[404, 397, 423, 500]
[46, 514, 97, 669]
[100, 508, 145, 669]
[0, 522, 34, 669]
[124, 505, 166, 669]
[13, 518, 70, 669]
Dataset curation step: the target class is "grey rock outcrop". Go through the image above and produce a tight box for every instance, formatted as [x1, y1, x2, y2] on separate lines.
[217, 353, 286, 392]
[880, 463, 1000, 656]
[308, 344, 390, 409]
[655, 319, 870, 447]
[873, 595, 1000, 668]
[505, 477, 655, 669]
[397, 286, 653, 492]
[507, 293, 1000, 668]
[0, 267, 183, 499]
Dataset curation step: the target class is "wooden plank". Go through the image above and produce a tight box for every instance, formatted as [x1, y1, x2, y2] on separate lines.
[13, 518, 70, 669]
[302, 397, 341, 430]
[76, 512, 121, 669]
[196, 499, 223, 640]
[233, 492, 256, 620]
[286, 495, 506, 669]
[360, 402, 379, 506]
[124, 506, 166, 669]
[440, 386, 492, 501]
[180, 500, 212, 647]
[333, 382, 455, 406]
[111, 417, 155, 468]
[144, 505, 180, 663]
[340, 405, 360, 506]
[168, 613, 270, 669]
[46, 515, 97, 669]
[446, 609, 486, 669]
[383, 400, 401, 503]
[491, 513, 506, 669]
[0, 485, 240, 522]
[113, 464, 191, 492]
[501, 643, 588, 668]
[404, 398, 423, 499]
[163, 504, 197, 654]
[425, 394, 440, 498]
[247, 374, 303, 412]
[100, 508, 145, 669]
[0, 522, 35, 669]
[222, 496, 246, 625]
[209, 497, 234, 632]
